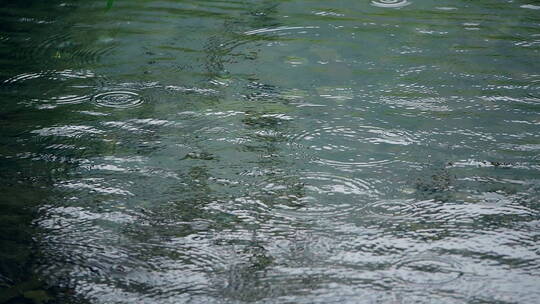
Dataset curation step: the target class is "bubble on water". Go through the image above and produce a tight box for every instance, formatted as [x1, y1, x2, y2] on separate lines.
[92, 91, 143, 109]
[371, 0, 411, 8]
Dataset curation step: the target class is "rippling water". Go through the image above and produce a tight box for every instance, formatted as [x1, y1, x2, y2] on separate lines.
[1, 0, 539, 303]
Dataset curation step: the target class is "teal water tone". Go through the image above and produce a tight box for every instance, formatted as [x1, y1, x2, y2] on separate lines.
[1, 0, 539, 303]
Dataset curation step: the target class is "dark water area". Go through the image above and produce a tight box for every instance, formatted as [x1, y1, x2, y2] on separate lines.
[1, 0, 539, 303]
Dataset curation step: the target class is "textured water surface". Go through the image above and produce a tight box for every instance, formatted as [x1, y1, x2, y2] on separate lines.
[1, 0, 539, 303]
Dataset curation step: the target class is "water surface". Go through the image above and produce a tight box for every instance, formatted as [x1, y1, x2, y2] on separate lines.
[1, 0, 539, 303]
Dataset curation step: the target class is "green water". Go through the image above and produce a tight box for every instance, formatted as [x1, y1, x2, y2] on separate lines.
[1, 0, 539, 303]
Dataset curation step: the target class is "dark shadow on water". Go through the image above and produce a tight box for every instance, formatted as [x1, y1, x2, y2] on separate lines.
[0, 157, 88, 303]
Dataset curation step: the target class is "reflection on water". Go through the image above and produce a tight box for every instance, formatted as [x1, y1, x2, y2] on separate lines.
[1, 0, 539, 303]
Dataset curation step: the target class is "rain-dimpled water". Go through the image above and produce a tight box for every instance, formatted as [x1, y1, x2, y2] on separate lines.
[1, 0, 539, 303]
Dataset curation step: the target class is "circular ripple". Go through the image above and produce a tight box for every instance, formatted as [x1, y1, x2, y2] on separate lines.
[360, 199, 417, 219]
[272, 172, 377, 219]
[67, 45, 115, 66]
[14, 33, 69, 63]
[92, 91, 143, 109]
[288, 125, 415, 170]
[12, 32, 115, 66]
[393, 254, 463, 285]
[301, 172, 374, 196]
[371, 0, 411, 8]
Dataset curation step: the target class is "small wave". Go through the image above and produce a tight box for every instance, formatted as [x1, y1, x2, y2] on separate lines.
[313, 158, 397, 170]
[360, 199, 418, 220]
[3, 69, 95, 84]
[244, 26, 319, 36]
[371, 0, 411, 8]
[31, 125, 104, 138]
[3, 71, 48, 84]
[49, 94, 92, 105]
[393, 253, 464, 285]
[521, 4, 540, 10]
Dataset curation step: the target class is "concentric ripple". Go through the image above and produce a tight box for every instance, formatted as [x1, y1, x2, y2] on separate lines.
[92, 91, 143, 109]
[360, 199, 418, 220]
[2, 0, 539, 303]
[273, 172, 377, 219]
[393, 254, 464, 285]
[12, 32, 115, 66]
[288, 125, 415, 170]
[13, 33, 70, 63]
[371, 0, 411, 8]
[301, 172, 374, 196]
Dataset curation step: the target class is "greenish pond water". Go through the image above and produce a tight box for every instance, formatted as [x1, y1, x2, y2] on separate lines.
[1, 0, 539, 303]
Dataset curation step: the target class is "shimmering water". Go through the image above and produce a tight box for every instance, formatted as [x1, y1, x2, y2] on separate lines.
[1, 0, 539, 303]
